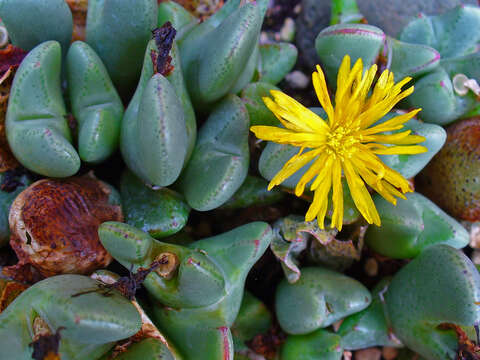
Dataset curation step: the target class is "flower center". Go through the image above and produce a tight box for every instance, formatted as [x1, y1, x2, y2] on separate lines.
[325, 126, 359, 158]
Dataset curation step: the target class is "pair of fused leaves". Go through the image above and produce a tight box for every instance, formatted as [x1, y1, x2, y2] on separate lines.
[120, 37, 250, 209]
[6, 40, 123, 177]
[315, 5, 480, 124]
[0, 0, 158, 97]
[98, 221, 273, 360]
[0, 275, 141, 360]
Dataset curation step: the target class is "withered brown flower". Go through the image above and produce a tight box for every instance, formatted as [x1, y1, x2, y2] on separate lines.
[3, 174, 123, 282]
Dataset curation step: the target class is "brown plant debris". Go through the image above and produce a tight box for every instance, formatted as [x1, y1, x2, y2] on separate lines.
[3, 175, 123, 282]
[30, 325, 65, 360]
[74, 258, 167, 300]
[151, 22, 176, 76]
[246, 325, 287, 359]
[66, 0, 88, 42]
[0, 45, 27, 172]
[438, 323, 480, 360]
[0, 279, 28, 313]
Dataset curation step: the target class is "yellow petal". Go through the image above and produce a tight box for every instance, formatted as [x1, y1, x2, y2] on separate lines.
[250, 126, 327, 147]
[268, 148, 322, 190]
[342, 158, 381, 226]
[313, 65, 335, 124]
[295, 152, 328, 196]
[268, 90, 330, 132]
[360, 109, 421, 135]
[363, 130, 426, 145]
[372, 145, 428, 155]
[330, 160, 344, 231]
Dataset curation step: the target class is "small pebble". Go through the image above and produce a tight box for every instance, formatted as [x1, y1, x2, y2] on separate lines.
[382, 346, 399, 360]
[468, 221, 480, 248]
[472, 250, 480, 265]
[285, 71, 310, 89]
[355, 348, 382, 360]
[280, 17, 295, 42]
[364, 257, 379, 277]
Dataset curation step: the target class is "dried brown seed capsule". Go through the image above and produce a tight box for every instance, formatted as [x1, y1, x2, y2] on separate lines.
[154, 252, 179, 280]
[3, 175, 123, 282]
[417, 117, 480, 221]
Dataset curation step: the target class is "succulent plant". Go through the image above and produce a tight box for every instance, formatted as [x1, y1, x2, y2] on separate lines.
[275, 267, 371, 335]
[0, 1, 479, 359]
[337, 278, 402, 350]
[98, 221, 272, 360]
[0, 274, 141, 360]
[314, 5, 480, 125]
[385, 245, 480, 359]
[364, 192, 469, 258]
[280, 329, 343, 360]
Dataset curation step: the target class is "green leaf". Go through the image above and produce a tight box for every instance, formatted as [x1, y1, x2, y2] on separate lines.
[6, 41, 80, 177]
[385, 245, 480, 360]
[86, 0, 157, 96]
[66, 41, 124, 163]
[365, 192, 469, 259]
[179, 95, 249, 211]
[120, 170, 190, 239]
[0, 275, 141, 360]
[280, 329, 343, 360]
[0, 0, 72, 54]
[258, 43, 298, 85]
[275, 267, 371, 334]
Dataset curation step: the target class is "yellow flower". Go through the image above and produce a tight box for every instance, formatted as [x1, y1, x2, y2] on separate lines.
[251, 55, 428, 230]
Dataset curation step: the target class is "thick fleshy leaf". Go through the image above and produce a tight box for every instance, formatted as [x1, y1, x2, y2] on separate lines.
[0, 0, 72, 53]
[6, 41, 80, 177]
[338, 278, 402, 350]
[399, 5, 480, 59]
[315, 24, 385, 86]
[385, 245, 480, 360]
[275, 267, 371, 334]
[0, 275, 141, 360]
[66, 41, 124, 163]
[86, 0, 157, 96]
[120, 170, 190, 239]
[167, 43, 197, 162]
[120, 39, 188, 187]
[103, 338, 175, 360]
[231, 291, 272, 346]
[180, 1, 262, 107]
[222, 175, 284, 209]
[280, 329, 343, 360]
[388, 37, 440, 80]
[241, 82, 281, 126]
[405, 67, 465, 125]
[365, 192, 469, 259]
[258, 43, 298, 85]
[99, 221, 272, 360]
[136, 74, 188, 186]
[179, 95, 249, 211]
